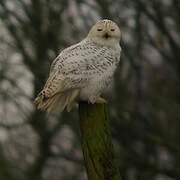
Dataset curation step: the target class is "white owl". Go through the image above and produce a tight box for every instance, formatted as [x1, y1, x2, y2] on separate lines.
[34, 19, 121, 112]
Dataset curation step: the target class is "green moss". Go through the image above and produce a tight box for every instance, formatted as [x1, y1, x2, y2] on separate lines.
[79, 102, 121, 180]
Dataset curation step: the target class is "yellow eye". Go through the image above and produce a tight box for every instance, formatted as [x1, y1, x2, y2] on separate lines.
[110, 29, 115, 31]
[97, 28, 103, 31]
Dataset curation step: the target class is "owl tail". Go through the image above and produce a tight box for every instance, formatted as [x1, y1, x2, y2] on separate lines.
[34, 90, 79, 113]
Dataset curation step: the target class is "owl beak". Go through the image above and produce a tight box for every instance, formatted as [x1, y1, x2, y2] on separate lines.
[103, 33, 110, 39]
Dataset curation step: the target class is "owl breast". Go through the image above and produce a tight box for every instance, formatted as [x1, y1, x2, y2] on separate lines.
[79, 61, 117, 101]
[78, 42, 120, 101]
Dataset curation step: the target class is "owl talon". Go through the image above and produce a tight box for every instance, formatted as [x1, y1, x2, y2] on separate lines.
[96, 97, 107, 104]
[88, 96, 107, 104]
[88, 96, 96, 104]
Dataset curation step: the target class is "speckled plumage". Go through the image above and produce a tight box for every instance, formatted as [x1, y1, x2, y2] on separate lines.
[34, 19, 121, 112]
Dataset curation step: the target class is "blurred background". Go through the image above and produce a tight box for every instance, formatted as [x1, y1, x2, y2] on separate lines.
[0, 0, 180, 180]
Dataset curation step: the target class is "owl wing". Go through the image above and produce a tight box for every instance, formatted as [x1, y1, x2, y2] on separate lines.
[40, 41, 120, 99]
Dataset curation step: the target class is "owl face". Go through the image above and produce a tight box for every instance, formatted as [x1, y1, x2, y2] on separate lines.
[88, 19, 121, 43]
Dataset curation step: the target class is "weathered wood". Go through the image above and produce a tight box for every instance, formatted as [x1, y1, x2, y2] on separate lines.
[79, 102, 121, 180]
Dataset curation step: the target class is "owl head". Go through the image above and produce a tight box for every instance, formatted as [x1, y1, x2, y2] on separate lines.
[87, 19, 121, 46]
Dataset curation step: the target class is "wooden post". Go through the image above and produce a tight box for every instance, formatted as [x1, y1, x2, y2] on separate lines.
[79, 102, 121, 180]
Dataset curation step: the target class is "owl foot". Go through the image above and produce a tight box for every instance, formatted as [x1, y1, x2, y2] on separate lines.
[96, 97, 107, 103]
[88, 96, 107, 104]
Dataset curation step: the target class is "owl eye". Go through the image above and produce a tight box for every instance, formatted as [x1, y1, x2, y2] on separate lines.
[97, 28, 103, 31]
[110, 29, 115, 31]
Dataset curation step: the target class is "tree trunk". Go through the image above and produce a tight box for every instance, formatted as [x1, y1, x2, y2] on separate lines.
[79, 102, 121, 180]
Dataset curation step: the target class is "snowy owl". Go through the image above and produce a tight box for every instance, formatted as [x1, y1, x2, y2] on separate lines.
[34, 19, 121, 112]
